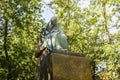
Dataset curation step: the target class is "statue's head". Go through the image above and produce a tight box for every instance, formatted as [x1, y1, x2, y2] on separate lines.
[51, 16, 58, 26]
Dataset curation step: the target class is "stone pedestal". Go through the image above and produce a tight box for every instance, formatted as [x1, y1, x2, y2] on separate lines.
[51, 51, 92, 80]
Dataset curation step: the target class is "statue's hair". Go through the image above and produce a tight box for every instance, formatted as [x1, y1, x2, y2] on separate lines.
[51, 16, 57, 22]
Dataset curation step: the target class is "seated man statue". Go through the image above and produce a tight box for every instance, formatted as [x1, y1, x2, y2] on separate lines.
[44, 16, 68, 51]
[34, 16, 68, 80]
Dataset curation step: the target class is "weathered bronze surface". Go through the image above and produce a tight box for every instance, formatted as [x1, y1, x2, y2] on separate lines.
[51, 51, 92, 80]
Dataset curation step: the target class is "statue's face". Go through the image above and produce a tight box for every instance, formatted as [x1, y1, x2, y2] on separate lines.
[51, 19, 57, 26]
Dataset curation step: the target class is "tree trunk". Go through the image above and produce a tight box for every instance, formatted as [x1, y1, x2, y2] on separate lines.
[103, 3, 111, 44]
[4, 19, 12, 80]
[0, 26, 3, 53]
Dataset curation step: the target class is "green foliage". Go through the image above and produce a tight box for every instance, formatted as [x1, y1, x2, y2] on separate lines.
[0, 0, 44, 80]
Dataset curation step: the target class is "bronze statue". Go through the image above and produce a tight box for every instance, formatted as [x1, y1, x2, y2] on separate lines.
[34, 16, 68, 80]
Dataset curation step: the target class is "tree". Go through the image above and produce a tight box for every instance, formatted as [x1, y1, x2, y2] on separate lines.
[0, 0, 44, 80]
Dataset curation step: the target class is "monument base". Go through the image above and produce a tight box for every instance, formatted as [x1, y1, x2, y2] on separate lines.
[51, 51, 92, 80]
